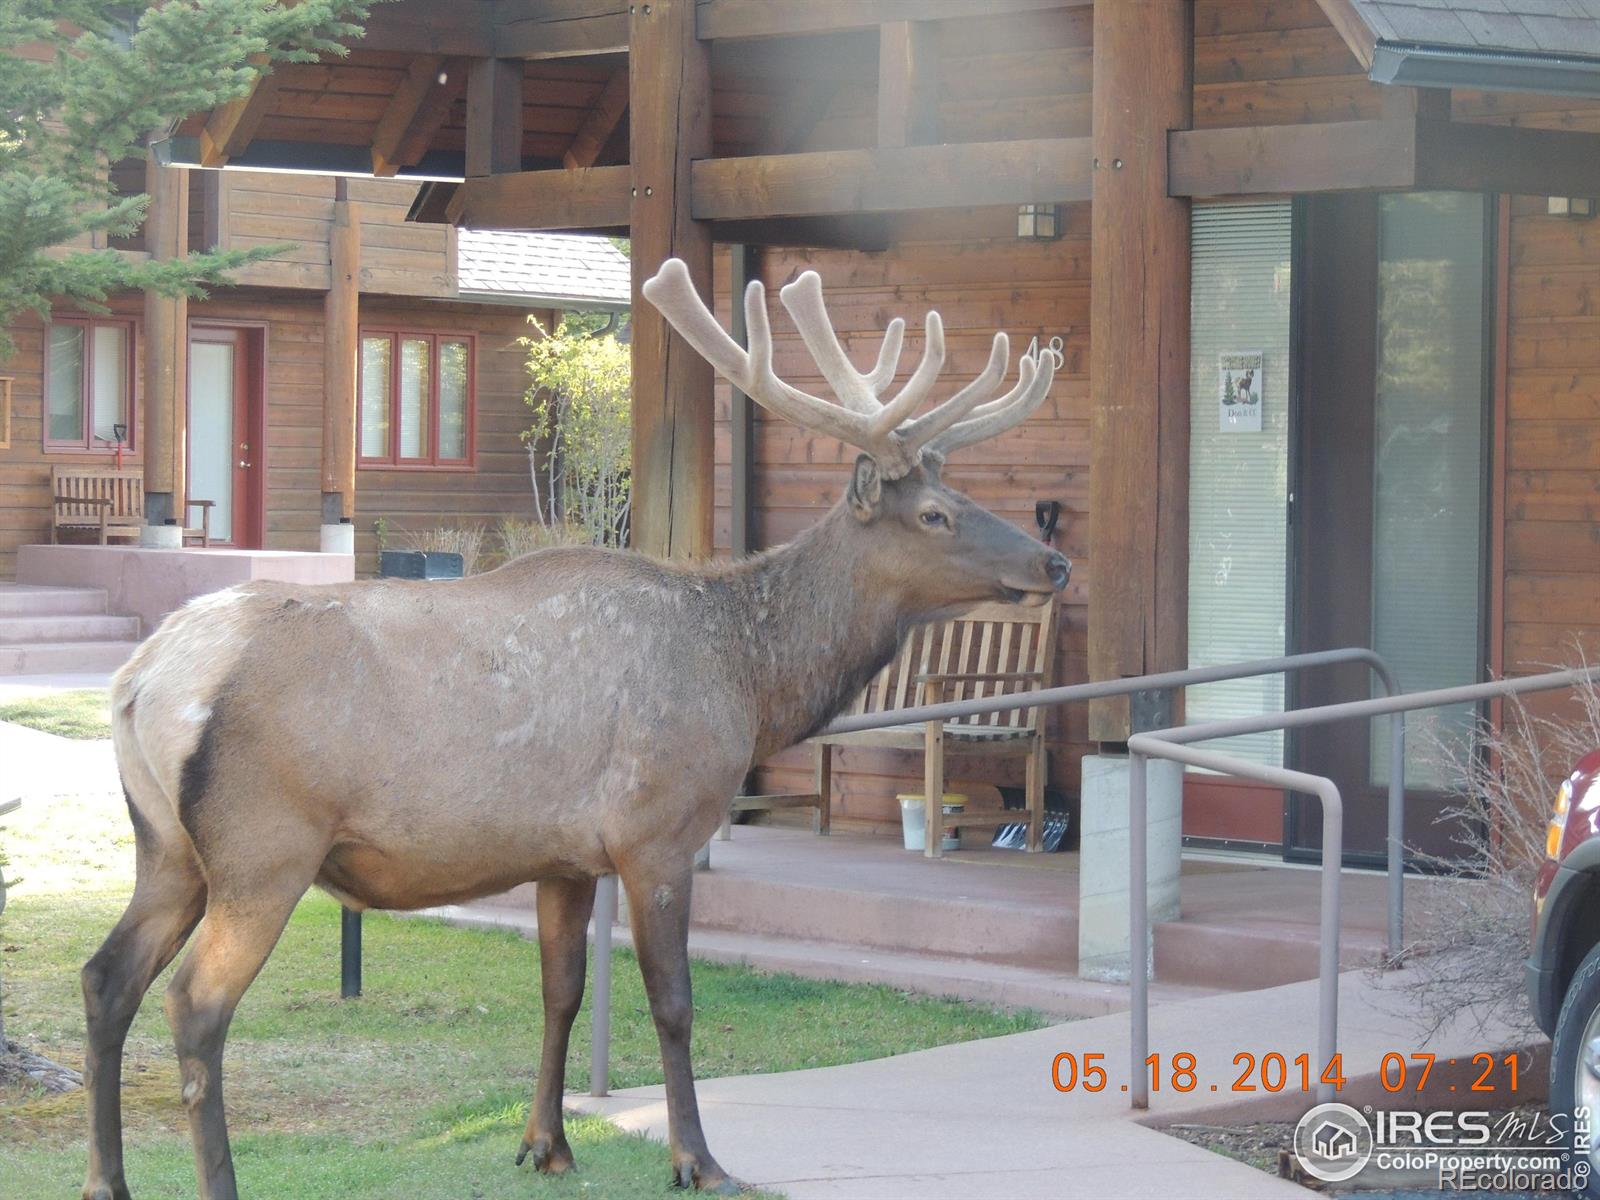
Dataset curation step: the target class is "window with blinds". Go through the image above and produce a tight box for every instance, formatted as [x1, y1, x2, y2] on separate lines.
[1369, 192, 1489, 789]
[1187, 201, 1294, 767]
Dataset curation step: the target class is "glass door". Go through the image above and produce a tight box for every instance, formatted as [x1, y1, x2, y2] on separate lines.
[187, 326, 260, 547]
[1289, 192, 1491, 865]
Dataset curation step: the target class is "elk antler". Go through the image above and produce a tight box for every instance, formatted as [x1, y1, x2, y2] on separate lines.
[641, 258, 1061, 480]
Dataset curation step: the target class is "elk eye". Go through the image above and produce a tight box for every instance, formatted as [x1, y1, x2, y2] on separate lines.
[919, 510, 948, 528]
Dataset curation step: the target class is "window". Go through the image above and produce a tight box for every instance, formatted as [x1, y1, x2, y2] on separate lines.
[358, 330, 474, 468]
[46, 317, 134, 452]
[1186, 200, 1294, 768]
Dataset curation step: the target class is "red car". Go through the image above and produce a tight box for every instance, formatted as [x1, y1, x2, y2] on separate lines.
[1528, 746, 1600, 1183]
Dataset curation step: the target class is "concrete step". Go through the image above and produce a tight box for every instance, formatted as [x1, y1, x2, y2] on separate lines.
[0, 640, 139, 676]
[0, 613, 141, 644]
[0, 583, 108, 617]
[481, 869, 1076, 973]
[1153, 917, 1389, 992]
[423, 901, 1223, 1019]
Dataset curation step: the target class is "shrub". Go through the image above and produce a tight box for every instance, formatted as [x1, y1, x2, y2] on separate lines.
[521, 314, 631, 547]
[1385, 655, 1600, 1038]
[493, 516, 590, 564]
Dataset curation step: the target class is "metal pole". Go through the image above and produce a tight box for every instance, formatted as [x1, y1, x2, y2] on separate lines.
[1128, 750, 1150, 1110]
[589, 874, 618, 1098]
[340, 906, 362, 999]
[1316, 775, 1343, 1104]
[1130, 739, 1347, 1107]
[1388, 713, 1405, 957]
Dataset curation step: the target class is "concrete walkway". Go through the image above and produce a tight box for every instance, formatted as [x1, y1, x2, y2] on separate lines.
[567, 966, 1539, 1199]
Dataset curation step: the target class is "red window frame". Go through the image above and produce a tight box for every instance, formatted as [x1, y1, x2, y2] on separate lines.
[357, 327, 476, 470]
[44, 315, 137, 454]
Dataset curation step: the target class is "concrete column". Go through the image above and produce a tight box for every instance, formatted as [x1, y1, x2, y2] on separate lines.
[1077, 754, 1183, 982]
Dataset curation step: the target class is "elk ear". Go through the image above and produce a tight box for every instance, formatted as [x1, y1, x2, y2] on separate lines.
[847, 454, 884, 523]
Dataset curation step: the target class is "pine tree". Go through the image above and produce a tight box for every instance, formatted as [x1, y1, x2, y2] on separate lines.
[0, 0, 369, 357]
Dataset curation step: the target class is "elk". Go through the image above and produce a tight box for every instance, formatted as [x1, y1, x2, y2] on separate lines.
[80, 258, 1070, 1200]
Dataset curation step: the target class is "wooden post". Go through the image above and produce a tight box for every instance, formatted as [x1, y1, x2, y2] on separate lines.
[728, 243, 756, 559]
[629, 0, 714, 561]
[322, 180, 360, 535]
[1087, 0, 1193, 743]
[466, 58, 523, 178]
[877, 21, 938, 148]
[142, 155, 189, 540]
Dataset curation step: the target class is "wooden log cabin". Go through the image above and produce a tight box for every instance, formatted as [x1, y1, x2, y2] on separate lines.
[48, 0, 1600, 861]
[0, 168, 629, 580]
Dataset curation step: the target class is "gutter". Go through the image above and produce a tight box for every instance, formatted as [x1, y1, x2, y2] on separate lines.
[1371, 41, 1600, 99]
[456, 289, 630, 314]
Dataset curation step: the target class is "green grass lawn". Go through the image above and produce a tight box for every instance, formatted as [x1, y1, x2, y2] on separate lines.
[0, 761, 1048, 1199]
[0, 689, 112, 739]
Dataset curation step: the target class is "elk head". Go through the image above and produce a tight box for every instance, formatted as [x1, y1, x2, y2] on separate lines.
[642, 259, 1071, 614]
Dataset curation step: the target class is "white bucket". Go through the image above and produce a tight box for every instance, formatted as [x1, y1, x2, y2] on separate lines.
[897, 793, 964, 852]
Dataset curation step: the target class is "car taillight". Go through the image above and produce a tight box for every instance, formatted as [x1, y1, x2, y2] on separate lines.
[1548, 778, 1575, 860]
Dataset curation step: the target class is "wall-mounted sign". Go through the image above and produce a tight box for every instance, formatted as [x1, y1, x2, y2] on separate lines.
[1219, 352, 1263, 432]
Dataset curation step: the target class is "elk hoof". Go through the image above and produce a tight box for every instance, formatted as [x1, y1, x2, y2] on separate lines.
[516, 1134, 575, 1174]
[82, 1183, 131, 1200]
[673, 1157, 744, 1193]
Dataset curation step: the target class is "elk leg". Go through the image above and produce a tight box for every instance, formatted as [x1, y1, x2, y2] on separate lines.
[162, 879, 308, 1200]
[620, 862, 740, 1195]
[517, 875, 597, 1173]
[82, 834, 207, 1200]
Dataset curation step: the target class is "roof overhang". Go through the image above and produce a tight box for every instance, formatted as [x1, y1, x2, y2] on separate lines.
[1370, 41, 1600, 99]
[152, 135, 467, 182]
[457, 289, 629, 313]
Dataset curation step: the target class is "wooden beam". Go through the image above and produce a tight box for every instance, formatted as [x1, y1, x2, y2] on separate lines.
[198, 59, 280, 167]
[371, 56, 461, 177]
[1314, 0, 1379, 70]
[1088, 0, 1192, 743]
[563, 68, 629, 169]
[630, 0, 715, 561]
[465, 57, 524, 177]
[699, 0, 1089, 41]
[446, 163, 631, 228]
[493, 0, 629, 58]
[142, 155, 189, 523]
[323, 191, 360, 520]
[1169, 120, 1422, 198]
[711, 216, 892, 251]
[876, 20, 938, 148]
[1170, 117, 1600, 200]
[1416, 119, 1600, 198]
[360, 0, 494, 55]
[691, 138, 1092, 219]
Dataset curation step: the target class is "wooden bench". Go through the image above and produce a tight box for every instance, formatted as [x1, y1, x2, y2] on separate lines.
[732, 596, 1059, 856]
[50, 466, 213, 547]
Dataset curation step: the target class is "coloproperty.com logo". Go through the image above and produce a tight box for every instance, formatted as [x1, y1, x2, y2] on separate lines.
[1293, 1102, 1593, 1192]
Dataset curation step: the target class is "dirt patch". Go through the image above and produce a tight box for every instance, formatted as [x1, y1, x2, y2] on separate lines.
[1167, 1104, 1566, 1195]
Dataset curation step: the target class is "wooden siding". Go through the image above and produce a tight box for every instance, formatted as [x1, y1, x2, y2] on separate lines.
[352, 301, 551, 575]
[0, 307, 146, 580]
[1502, 195, 1600, 707]
[714, 208, 1092, 834]
[219, 170, 457, 297]
[0, 293, 549, 581]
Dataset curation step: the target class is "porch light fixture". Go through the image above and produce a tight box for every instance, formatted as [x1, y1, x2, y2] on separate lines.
[1017, 203, 1060, 241]
[1548, 197, 1596, 220]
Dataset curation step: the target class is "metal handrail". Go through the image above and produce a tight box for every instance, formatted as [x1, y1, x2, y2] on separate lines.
[588, 645, 1402, 1097]
[1126, 664, 1600, 1110]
